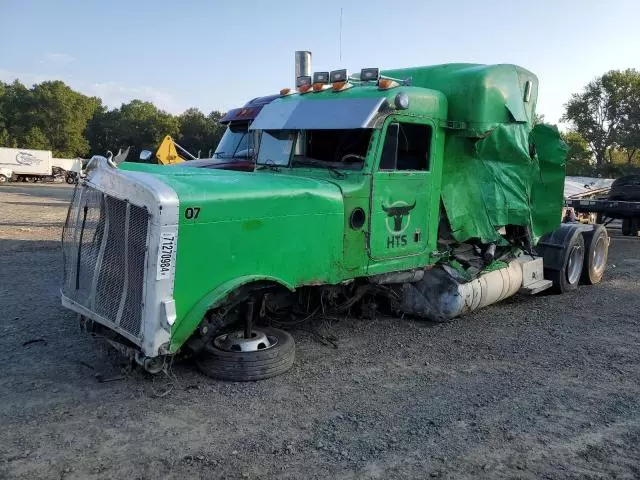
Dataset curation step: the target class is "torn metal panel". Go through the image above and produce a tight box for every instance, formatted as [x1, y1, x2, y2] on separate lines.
[440, 123, 567, 245]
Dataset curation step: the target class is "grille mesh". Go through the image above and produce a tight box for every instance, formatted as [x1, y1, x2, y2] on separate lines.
[62, 185, 149, 339]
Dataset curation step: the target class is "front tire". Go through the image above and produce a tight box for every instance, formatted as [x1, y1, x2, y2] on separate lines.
[195, 327, 295, 381]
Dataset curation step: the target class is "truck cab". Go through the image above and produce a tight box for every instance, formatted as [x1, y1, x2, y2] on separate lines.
[206, 94, 279, 171]
[61, 63, 605, 380]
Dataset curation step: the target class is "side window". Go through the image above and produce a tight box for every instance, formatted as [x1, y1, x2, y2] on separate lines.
[379, 122, 431, 171]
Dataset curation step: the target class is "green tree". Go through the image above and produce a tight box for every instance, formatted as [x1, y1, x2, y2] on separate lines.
[0, 80, 33, 144]
[22, 126, 50, 150]
[609, 70, 640, 163]
[85, 107, 124, 156]
[178, 108, 226, 157]
[86, 100, 181, 160]
[28, 81, 101, 157]
[118, 100, 180, 156]
[562, 131, 594, 176]
[0, 80, 100, 156]
[562, 69, 640, 167]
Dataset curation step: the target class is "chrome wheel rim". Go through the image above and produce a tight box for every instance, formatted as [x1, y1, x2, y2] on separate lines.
[214, 330, 277, 353]
[566, 244, 584, 284]
[592, 236, 607, 273]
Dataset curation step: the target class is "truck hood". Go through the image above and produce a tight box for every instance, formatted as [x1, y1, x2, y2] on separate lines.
[119, 163, 344, 223]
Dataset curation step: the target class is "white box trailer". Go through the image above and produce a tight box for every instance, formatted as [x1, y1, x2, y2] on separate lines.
[0, 147, 53, 181]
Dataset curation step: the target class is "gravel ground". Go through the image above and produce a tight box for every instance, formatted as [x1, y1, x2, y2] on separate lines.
[1, 183, 639, 480]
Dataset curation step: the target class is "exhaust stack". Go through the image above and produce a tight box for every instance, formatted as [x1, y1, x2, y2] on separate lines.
[295, 51, 312, 83]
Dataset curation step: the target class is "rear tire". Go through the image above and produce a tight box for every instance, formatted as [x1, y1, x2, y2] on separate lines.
[546, 230, 585, 294]
[195, 327, 295, 381]
[580, 225, 609, 285]
[608, 174, 640, 202]
[0, 174, 7, 184]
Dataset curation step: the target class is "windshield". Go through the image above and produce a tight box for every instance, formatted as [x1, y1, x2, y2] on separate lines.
[214, 122, 253, 160]
[256, 129, 372, 170]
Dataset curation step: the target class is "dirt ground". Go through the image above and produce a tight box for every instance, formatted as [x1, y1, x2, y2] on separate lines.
[1, 182, 639, 480]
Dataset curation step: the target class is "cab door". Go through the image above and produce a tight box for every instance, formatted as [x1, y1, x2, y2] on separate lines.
[368, 116, 435, 260]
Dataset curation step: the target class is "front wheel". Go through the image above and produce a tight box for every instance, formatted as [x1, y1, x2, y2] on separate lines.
[0, 175, 7, 184]
[195, 327, 295, 381]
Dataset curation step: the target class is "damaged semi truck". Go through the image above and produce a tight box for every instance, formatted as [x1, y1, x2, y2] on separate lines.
[61, 63, 609, 381]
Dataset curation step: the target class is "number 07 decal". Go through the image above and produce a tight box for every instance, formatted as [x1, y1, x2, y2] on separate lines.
[184, 207, 201, 219]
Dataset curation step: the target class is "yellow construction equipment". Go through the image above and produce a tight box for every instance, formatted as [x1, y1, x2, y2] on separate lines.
[150, 136, 197, 165]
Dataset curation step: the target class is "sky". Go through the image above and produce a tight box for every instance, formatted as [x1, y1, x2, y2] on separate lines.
[1, 0, 639, 125]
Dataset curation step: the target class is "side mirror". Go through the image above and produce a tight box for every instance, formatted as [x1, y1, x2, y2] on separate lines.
[139, 150, 153, 161]
[379, 123, 399, 170]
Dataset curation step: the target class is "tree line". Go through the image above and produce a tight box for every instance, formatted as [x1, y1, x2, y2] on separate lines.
[0, 80, 226, 160]
[561, 68, 640, 177]
[1, 69, 639, 176]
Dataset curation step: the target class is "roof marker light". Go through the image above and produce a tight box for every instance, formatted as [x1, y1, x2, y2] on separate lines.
[296, 75, 313, 93]
[330, 69, 348, 83]
[296, 75, 312, 87]
[360, 68, 380, 82]
[313, 72, 330, 84]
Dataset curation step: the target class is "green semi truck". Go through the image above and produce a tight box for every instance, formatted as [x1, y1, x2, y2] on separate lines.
[61, 63, 609, 381]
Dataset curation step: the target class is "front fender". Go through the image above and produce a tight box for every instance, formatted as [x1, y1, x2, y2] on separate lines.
[170, 275, 295, 353]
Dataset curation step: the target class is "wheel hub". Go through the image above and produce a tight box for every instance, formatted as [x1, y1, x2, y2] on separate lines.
[214, 330, 276, 352]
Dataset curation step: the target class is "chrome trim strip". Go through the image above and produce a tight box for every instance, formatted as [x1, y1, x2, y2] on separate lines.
[89, 193, 109, 309]
[116, 201, 131, 325]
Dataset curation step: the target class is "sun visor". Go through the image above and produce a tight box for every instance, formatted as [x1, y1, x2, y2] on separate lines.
[249, 97, 388, 130]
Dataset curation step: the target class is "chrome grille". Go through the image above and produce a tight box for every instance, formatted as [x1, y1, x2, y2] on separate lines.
[62, 185, 149, 339]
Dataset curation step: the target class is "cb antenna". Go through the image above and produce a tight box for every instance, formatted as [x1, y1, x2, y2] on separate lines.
[339, 7, 343, 62]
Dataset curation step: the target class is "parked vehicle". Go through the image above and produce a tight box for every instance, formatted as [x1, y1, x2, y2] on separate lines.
[0, 147, 52, 182]
[0, 166, 12, 183]
[60, 63, 609, 381]
[161, 94, 279, 171]
[566, 174, 640, 236]
[0, 147, 82, 183]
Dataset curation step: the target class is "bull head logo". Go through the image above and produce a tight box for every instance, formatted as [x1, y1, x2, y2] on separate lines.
[382, 200, 416, 232]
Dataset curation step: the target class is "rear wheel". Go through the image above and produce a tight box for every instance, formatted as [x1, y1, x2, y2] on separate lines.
[546, 230, 585, 293]
[0, 174, 7, 184]
[580, 225, 609, 285]
[196, 327, 295, 381]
